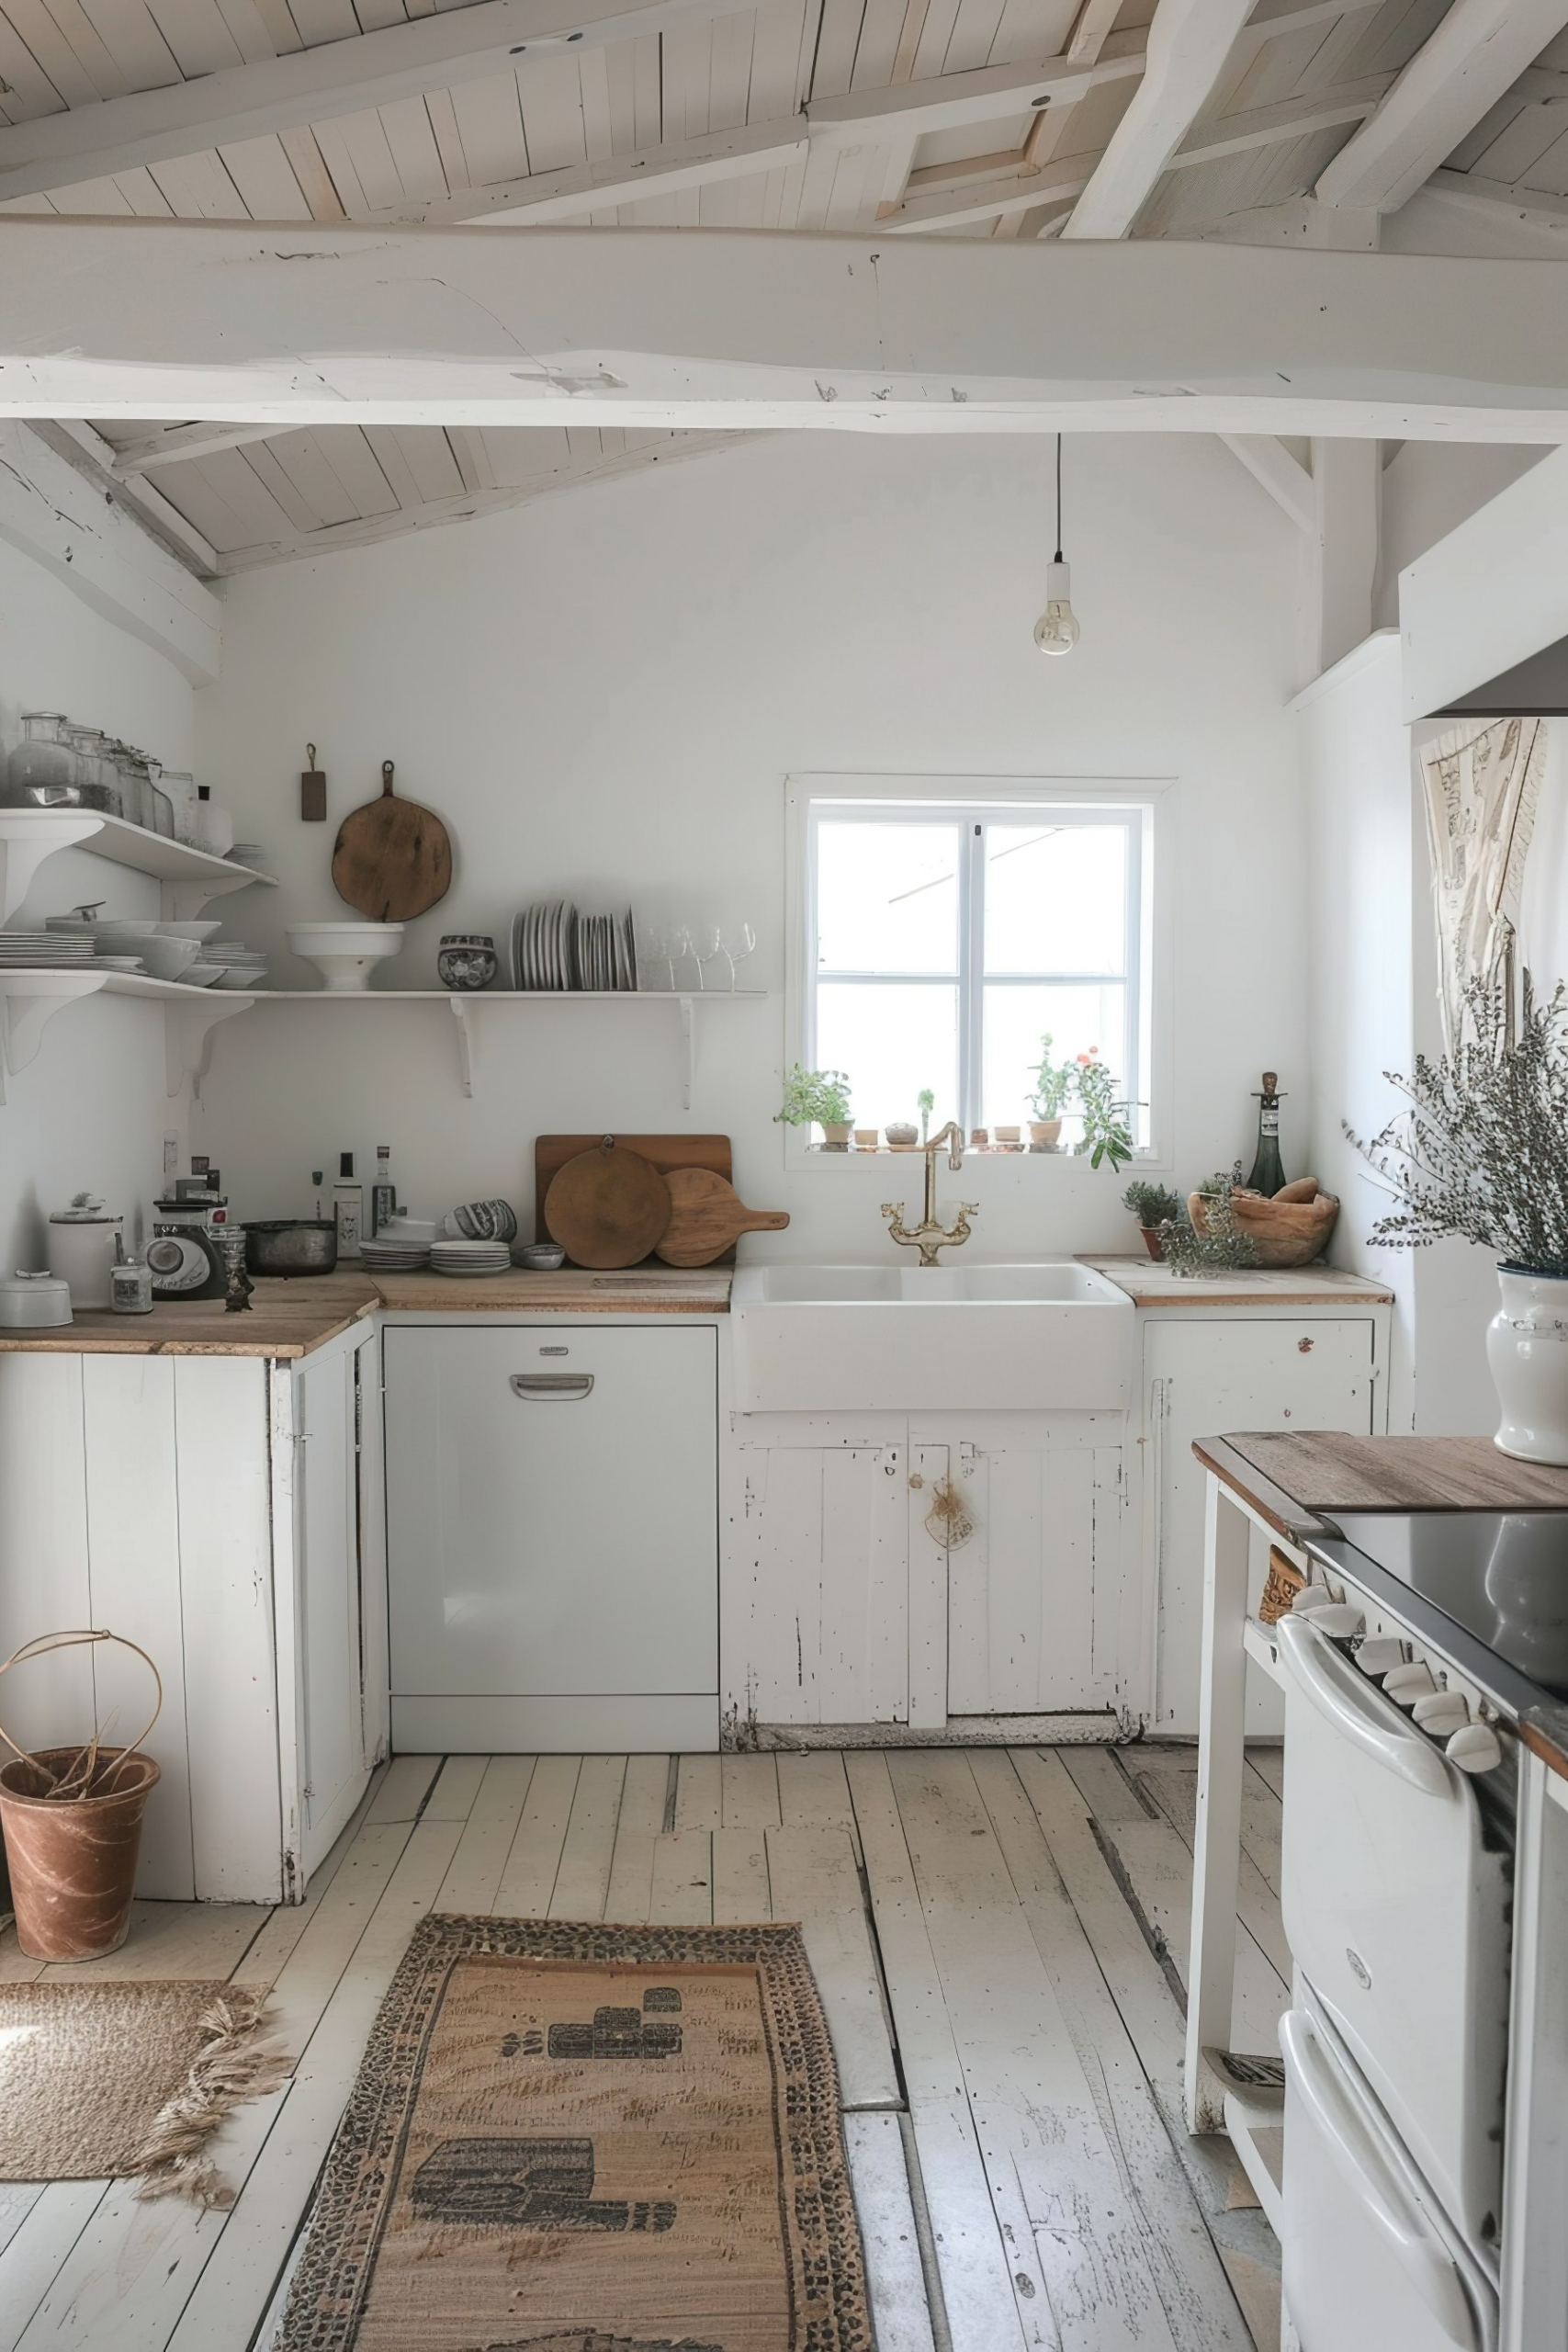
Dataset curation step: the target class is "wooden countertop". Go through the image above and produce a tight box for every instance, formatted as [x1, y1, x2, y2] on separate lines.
[1200, 1430, 1568, 1519]
[0, 1266, 733, 1356]
[1079, 1254, 1393, 1307]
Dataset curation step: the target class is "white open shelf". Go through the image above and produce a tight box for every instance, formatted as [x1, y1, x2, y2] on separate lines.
[251, 989, 768, 1102]
[0, 808, 276, 925]
[0, 968, 254, 1103]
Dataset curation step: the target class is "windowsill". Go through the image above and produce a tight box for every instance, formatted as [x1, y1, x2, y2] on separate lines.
[783, 1136, 1172, 1172]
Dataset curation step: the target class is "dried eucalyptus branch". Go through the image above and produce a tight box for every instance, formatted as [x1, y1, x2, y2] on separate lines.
[1344, 970, 1568, 1278]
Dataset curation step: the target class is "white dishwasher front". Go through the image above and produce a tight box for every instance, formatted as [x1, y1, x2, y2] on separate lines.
[385, 1323, 719, 1751]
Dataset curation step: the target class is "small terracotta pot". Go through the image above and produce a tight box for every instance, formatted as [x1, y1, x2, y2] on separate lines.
[0, 1747, 160, 1961]
[1029, 1120, 1062, 1149]
[818, 1123, 852, 1151]
[1139, 1225, 1165, 1261]
[995, 1125, 1021, 1145]
[852, 1129, 880, 1151]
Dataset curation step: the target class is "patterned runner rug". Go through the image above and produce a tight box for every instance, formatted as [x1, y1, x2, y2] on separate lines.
[276, 1916, 872, 2352]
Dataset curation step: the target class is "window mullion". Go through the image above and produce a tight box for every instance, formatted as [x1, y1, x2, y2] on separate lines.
[962, 820, 986, 1133]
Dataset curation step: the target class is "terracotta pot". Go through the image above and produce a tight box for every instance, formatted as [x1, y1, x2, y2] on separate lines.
[818, 1123, 852, 1151]
[0, 1746, 160, 1960]
[995, 1125, 1021, 1145]
[852, 1130, 880, 1151]
[1029, 1120, 1062, 1150]
[1139, 1225, 1165, 1261]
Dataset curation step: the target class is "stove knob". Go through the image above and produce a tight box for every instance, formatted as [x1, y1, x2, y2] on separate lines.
[1384, 1661, 1438, 1706]
[1447, 1724, 1503, 1774]
[1306, 1603, 1363, 1640]
[1412, 1692, 1469, 1736]
[1356, 1636, 1405, 1677]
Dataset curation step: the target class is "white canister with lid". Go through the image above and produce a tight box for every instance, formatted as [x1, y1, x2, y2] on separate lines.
[0, 1272, 73, 1329]
[48, 1196, 124, 1309]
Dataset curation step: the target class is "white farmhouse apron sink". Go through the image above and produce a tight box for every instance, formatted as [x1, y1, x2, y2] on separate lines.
[730, 1260, 1134, 1412]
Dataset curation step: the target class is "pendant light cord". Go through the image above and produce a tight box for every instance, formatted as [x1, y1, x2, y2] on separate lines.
[1054, 432, 1064, 566]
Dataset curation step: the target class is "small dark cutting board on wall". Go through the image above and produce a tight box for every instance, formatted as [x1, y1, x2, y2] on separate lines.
[332, 761, 452, 922]
[535, 1136, 733, 1262]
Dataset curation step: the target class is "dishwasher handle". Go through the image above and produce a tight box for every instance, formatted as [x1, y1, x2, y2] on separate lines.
[1280, 2009, 1479, 2348]
[1277, 1612, 1452, 1798]
[510, 1373, 595, 1401]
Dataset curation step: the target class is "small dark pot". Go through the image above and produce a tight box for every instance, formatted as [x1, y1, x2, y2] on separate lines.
[1140, 1226, 1166, 1261]
[438, 934, 499, 991]
[246, 1219, 339, 1276]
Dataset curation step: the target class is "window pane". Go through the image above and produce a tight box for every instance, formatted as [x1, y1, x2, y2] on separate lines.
[984, 823, 1127, 977]
[817, 821, 960, 976]
[982, 983, 1129, 1136]
[817, 982, 958, 1136]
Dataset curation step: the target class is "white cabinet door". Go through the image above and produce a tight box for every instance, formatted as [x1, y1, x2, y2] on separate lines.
[1149, 1317, 1375, 1735]
[732, 1441, 908, 1725]
[294, 1341, 367, 1874]
[386, 1325, 718, 1749]
[944, 1437, 1128, 1718]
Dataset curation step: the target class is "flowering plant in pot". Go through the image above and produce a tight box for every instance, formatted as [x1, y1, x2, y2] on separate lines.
[1074, 1051, 1138, 1173]
[775, 1063, 854, 1150]
[1347, 972, 1568, 1463]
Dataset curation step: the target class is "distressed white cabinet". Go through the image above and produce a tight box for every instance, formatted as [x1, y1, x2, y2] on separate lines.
[726, 1411, 1131, 1735]
[0, 1323, 381, 1903]
[384, 1322, 719, 1752]
[1146, 1314, 1381, 1735]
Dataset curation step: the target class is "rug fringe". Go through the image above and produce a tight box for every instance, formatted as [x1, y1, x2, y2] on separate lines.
[130, 1990, 289, 2210]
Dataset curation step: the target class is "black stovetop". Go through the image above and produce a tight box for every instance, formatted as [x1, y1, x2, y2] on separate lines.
[1311, 1509, 1568, 1714]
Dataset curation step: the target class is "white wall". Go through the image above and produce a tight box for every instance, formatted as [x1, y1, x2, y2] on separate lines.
[192, 433, 1310, 1257]
[0, 539, 198, 1273]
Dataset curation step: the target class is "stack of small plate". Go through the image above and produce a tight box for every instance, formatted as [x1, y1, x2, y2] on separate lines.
[359, 1235, 432, 1273]
[0, 930, 96, 967]
[572, 909, 637, 991]
[510, 900, 577, 991]
[430, 1238, 512, 1279]
[208, 943, 269, 989]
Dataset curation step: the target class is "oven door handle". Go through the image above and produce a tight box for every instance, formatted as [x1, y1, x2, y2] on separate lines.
[1277, 1613, 1452, 1797]
[1280, 2010, 1479, 2348]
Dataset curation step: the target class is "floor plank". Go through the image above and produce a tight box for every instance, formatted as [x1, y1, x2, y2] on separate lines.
[649, 1829, 713, 1923]
[436, 1754, 536, 1913]
[491, 1754, 580, 1915]
[420, 1754, 489, 1821]
[844, 2111, 939, 2352]
[0, 2187, 108, 2352]
[35, 1903, 268, 1984]
[720, 1751, 782, 1827]
[549, 1753, 626, 1920]
[776, 1748, 863, 1855]
[362, 1753, 441, 1825]
[766, 1826, 898, 2112]
[711, 1825, 772, 1922]
[673, 1752, 722, 1832]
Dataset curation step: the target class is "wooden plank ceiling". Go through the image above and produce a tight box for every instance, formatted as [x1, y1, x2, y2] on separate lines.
[2, 0, 1564, 570]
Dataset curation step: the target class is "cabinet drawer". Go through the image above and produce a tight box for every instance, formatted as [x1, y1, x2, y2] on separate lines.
[385, 1325, 717, 1700]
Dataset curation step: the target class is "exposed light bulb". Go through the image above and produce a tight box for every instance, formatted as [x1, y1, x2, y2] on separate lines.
[1033, 558, 1079, 657]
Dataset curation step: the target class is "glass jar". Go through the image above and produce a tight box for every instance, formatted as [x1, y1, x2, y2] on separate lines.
[104, 740, 150, 828]
[109, 1255, 154, 1315]
[161, 770, 198, 845]
[143, 756, 175, 838]
[64, 725, 125, 819]
[4, 713, 78, 808]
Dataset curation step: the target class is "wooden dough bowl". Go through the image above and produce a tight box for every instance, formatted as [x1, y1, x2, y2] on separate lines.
[1189, 1179, 1341, 1268]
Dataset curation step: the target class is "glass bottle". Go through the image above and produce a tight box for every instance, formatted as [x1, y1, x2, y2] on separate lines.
[371, 1145, 395, 1237]
[162, 770, 198, 844]
[5, 713, 76, 806]
[1247, 1072, 1288, 1195]
[143, 756, 175, 838]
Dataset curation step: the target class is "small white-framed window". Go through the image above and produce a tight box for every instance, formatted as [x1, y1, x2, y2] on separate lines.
[786, 775, 1169, 1157]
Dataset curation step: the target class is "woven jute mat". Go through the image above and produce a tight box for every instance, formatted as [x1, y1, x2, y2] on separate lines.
[276, 1916, 873, 2352]
[0, 1981, 285, 2205]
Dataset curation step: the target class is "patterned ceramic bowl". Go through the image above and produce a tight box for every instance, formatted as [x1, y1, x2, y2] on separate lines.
[437, 934, 499, 991]
[443, 1199, 519, 1243]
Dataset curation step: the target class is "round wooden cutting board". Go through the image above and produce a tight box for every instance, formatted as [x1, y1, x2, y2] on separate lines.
[544, 1139, 672, 1268]
[654, 1168, 790, 1267]
[332, 761, 452, 922]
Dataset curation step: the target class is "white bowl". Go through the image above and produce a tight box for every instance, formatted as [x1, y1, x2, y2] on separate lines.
[87, 917, 160, 938]
[287, 922, 404, 992]
[113, 933, 201, 981]
[154, 920, 222, 942]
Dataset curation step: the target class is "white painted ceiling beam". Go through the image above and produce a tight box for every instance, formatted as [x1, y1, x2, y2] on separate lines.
[1060, 0, 1258, 240]
[1220, 435, 1314, 531]
[5, 223, 1568, 441]
[111, 420, 288, 475]
[806, 47, 1145, 141]
[0, 0, 734, 202]
[36, 419, 220, 573]
[1426, 169, 1568, 232]
[0, 423, 221, 681]
[1315, 0, 1568, 215]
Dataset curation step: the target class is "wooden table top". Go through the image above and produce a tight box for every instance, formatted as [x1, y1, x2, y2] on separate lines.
[0, 1266, 733, 1357]
[1202, 1430, 1568, 1517]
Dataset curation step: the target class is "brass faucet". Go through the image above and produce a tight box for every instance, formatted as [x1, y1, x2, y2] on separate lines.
[882, 1124, 979, 1267]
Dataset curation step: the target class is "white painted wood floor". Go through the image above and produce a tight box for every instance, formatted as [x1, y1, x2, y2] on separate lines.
[0, 1744, 1287, 2352]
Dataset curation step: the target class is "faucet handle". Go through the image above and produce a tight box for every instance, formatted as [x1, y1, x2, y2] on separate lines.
[879, 1203, 898, 1219]
[960, 1202, 980, 1216]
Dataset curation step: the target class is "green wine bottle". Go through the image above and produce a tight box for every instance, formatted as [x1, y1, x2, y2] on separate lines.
[1247, 1072, 1288, 1194]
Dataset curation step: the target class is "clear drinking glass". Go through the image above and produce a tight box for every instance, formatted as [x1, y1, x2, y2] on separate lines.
[694, 925, 725, 992]
[720, 921, 756, 989]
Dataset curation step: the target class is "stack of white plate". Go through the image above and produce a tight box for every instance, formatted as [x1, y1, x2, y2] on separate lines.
[359, 1236, 432, 1273]
[208, 943, 269, 989]
[430, 1238, 512, 1279]
[0, 931, 96, 967]
[510, 900, 637, 991]
[572, 909, 637, 991]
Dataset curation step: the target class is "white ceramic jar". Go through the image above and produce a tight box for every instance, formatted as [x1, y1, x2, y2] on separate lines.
[47, 1204, 124, 1310]
[1487, 1266, 1568, 1464]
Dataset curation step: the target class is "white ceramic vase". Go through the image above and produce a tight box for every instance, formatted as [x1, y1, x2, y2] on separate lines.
[1487, 1266, 1568, 1464]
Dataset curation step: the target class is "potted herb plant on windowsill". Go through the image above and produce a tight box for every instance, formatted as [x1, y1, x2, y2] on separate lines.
[1027, 1035, 1076, 1150]
[1348, 972, 1568, 1464]
[775, 1063, 855, 1151]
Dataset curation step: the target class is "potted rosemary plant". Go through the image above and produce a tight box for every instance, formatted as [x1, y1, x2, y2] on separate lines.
[775, 1063, 854, 1151]
[1348, 973, 1568, 1463]
[1123, 1180, 1182, 1260]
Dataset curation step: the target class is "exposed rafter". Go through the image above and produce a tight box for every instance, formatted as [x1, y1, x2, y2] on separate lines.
[35, 419, 220, 574]
[5, 222, 1568, 441]
[0, 0, 735, 203]
[1425, 169, 1568, 233]
[110, 422, 288, 477]
[1221, 435, 1314, 531]
[1060, 0, 1257, 240]
[1316, 0, 1568, 215]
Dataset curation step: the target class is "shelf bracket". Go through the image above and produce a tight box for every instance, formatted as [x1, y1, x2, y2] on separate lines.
[449, 995, 477, 1098]
[0, 811, 104, 925]
[163, 866, 265, 923]
[0, 972, 107, 1106]
[165, 994, 253, 1101]
[679, 995, 695, 1112]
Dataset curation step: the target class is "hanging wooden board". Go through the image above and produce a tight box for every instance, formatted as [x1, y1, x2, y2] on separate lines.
[542, 1139, 672, 1269]
[654, 1169, 790, 1267]
[332, 760, 452, 922]
[533, 1136, 732, 1246]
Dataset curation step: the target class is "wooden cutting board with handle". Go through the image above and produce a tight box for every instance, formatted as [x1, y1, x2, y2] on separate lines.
[655, 1168, 790, 1267]
[543, 1137, 672, 1269]
[332, 760, 452, 922]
